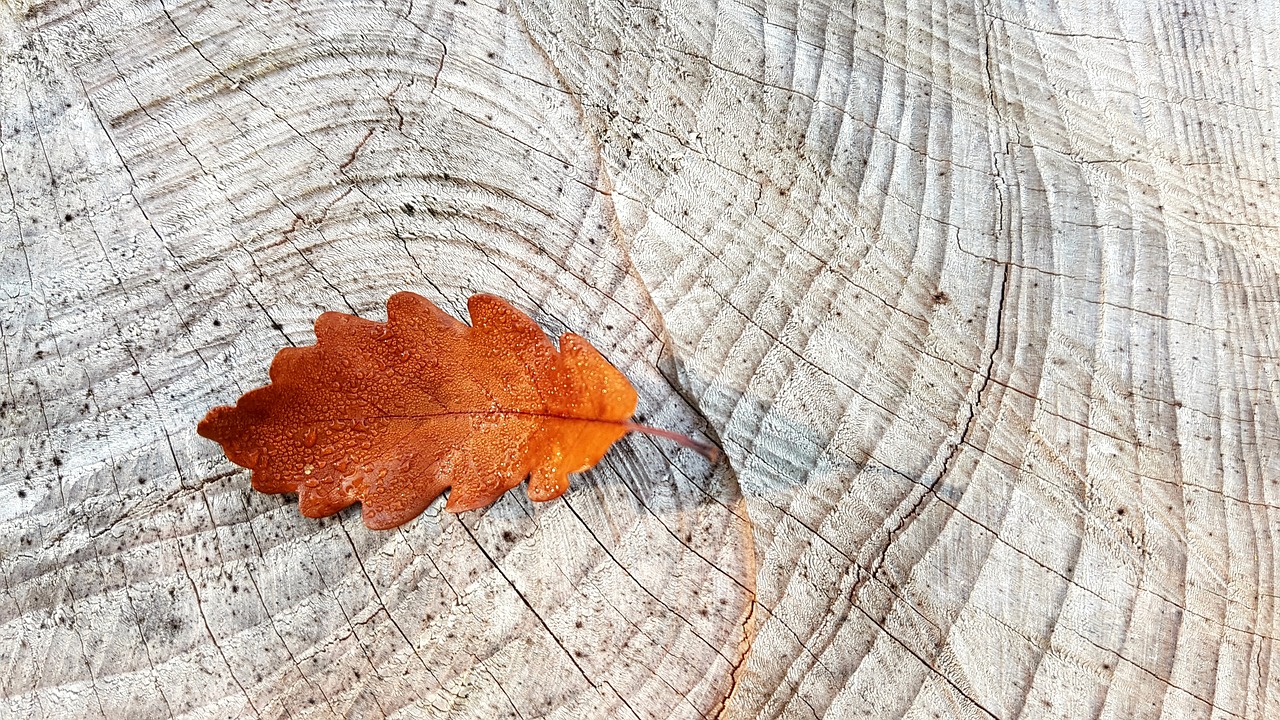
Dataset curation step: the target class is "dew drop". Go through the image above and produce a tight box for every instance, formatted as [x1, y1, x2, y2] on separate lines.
[336, 457, 351, 473]
[437, 458, 455, 480]
[303, 428, 318, 447]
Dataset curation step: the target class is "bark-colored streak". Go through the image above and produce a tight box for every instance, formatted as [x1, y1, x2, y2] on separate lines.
[3, 0, 1278, 719]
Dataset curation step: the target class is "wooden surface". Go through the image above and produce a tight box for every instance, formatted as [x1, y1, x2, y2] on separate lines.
[3, 0, 1278, 718]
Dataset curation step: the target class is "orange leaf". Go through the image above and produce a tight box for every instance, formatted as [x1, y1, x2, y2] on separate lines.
[198, 292, 715, 529]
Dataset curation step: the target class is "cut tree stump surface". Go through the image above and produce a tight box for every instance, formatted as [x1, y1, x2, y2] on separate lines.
[2, 0, 1278, 718]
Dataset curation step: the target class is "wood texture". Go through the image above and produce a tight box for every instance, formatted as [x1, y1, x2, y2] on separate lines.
[3, 0, 1278, 718]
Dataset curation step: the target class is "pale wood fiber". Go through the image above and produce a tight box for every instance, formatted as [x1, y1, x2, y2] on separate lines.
[2, 0, 1278, 718]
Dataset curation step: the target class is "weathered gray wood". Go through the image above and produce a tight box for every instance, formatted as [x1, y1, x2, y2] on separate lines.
[3, 0, 1278, 718]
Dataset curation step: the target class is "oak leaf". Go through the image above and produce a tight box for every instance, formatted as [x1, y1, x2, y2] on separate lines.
[198, 292, 713, 529]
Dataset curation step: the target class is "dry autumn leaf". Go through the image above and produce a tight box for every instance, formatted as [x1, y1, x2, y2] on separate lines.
[198, 292, 716, 529]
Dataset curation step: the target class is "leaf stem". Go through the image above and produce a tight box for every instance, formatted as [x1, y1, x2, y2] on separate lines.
[624, 422, 720, 462]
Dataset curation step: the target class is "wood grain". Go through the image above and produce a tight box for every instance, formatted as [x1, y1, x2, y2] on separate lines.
[3, 0, 1278, 718]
